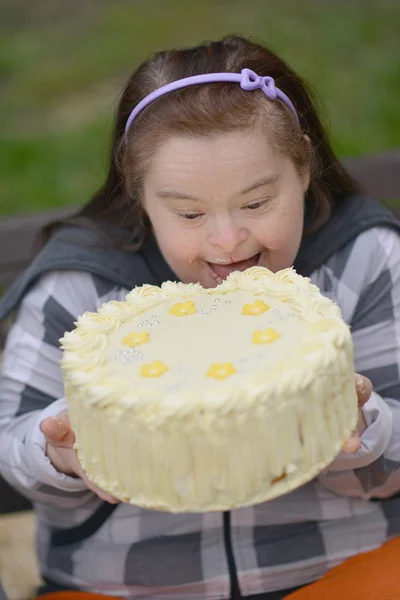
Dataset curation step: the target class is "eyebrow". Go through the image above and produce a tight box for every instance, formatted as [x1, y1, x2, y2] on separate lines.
[239, 174, 281, 195]
[155, 173, 281, 202]
[155, 190, 203, 202]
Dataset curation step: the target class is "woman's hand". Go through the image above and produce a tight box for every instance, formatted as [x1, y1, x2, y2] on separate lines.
[40, 412, 119, 503]
[341, 374, 372, 454]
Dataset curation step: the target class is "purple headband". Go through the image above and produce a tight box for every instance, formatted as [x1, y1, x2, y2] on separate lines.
[124, 68, 299, 140]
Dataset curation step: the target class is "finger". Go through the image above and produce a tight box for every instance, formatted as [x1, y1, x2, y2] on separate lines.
[69, 454, 120, 504]
[42, 416, 120, 504]
[342, 434, 361, 454]
[81, 473, 120, 504]
[355, 374, 372, 407]
[40, 412, 75, 448]
[87, 484, 120, 504]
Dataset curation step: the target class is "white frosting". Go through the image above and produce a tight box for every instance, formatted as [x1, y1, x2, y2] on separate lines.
[160, 281, 203, 297]
[61, 267, 358, 512]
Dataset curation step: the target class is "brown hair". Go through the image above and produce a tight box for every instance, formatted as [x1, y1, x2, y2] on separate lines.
[45, 35, 360, 246]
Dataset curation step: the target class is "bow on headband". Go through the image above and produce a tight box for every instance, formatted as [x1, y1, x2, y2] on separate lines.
[240, 68, 278, 100]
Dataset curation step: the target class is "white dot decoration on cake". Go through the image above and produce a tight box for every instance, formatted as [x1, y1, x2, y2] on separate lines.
[60, 266, 358, 513]
[113, 348, 144, 365]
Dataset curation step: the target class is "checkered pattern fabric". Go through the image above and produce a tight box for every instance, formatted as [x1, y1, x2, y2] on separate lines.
[1, 226, 400, 599]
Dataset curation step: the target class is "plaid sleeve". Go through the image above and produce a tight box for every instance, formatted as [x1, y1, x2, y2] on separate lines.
[0, 269, 125, 506]
[311, 226, 400, 499]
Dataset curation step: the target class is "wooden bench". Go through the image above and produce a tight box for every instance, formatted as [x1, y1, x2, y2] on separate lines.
[0, 149, 400, 516]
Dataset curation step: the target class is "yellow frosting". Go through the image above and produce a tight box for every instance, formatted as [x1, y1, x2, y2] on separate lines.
[122, 331, 149, 347]
[242, 299, 270, 315]
[168, 300, 197, 316]
[140, 360, 169, 378]
[60, 266, 358, 513]
[207, 362, 237, 380]
[252, 328, 280, 344]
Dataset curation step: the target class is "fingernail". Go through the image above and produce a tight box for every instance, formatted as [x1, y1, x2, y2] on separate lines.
[49, 416, 65, 434]
[356, 376, 366, 395]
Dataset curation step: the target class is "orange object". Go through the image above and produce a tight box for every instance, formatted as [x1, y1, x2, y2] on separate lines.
[283, 536, 400, 600]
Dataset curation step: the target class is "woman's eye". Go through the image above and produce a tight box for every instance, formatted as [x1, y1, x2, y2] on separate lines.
[245, 200, 267, 210]
[179, 213, 202, 220]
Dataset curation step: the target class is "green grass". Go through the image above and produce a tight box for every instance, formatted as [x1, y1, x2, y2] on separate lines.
[0, 0, 399, 216]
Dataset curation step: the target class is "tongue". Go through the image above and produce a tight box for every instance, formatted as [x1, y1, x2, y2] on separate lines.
[209, 255, 259, 280]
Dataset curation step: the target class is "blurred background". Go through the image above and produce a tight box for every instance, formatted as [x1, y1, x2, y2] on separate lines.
[0, 0, 399, 218]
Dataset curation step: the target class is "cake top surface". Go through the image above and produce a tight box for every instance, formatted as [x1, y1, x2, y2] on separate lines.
[60, 267, 350, 414]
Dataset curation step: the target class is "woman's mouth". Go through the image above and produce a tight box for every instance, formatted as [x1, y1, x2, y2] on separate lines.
[207, 253, 261, 283]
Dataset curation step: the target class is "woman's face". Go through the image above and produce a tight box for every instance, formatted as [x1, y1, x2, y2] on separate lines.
[143, 129, 309, 288]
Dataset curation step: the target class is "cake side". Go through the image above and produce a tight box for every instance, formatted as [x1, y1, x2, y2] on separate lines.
[60, 267, 358, 512]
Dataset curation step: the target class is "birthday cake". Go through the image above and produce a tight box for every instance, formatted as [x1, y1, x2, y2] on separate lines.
[60, 267, 358, 512]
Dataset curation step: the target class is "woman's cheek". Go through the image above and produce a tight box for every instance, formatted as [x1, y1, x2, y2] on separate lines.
[160, 227, 201, 263]
[252, 218, 285, 250]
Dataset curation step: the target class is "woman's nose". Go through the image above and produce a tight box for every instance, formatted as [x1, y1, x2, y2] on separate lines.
[208, 217, 248, 253]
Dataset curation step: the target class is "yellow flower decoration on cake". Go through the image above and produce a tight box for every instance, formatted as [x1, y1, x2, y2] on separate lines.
[207, 362, 237, 380]
[252, 328, 281, 344]
[242, 300, 270, 316]
[122, 331, 149, 347]
[140, 360, 169, 378]
[169, 301, 197, 316]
